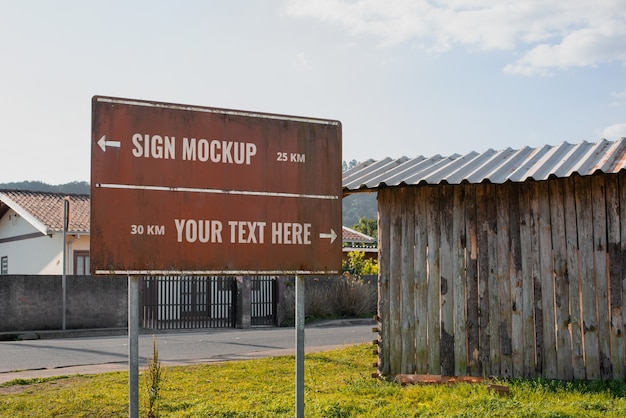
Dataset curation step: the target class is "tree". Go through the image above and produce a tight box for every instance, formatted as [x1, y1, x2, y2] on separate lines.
[353, 216, 377, 242]
[342, 250, 378, 276]
[342, 159, 358, 171]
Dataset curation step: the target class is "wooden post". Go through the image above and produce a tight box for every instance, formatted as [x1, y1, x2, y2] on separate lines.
[378, 189, 391, 375]
[537, 181, 557, 379]
[426, 186, 441, 375]
[496, 184, 513, 378]
[476, 184, 492, 376]
[414, 186, 429, 374]
[509, 184, 524, 378]
[564, 177, 585, 379]
[486, 184, 500, 377]
[439, 185, 454, 376]
[518, 182, 537, 378]
[465, 184, 481, 377]
[389, 189, 404, 374]
[453, 186, 467, 376]
[549, 179, 573, 380]
[576, 175, 600, 379]
[591, 175, 612, 379]
[605, 174, 624, 379]
[400, 187, 416, 373]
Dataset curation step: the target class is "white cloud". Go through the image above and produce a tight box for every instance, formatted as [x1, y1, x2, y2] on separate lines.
[611, 90, 626, 106]
[601, 123, 626, 140]
[285, 0, 626, 75]
[294, 52, 310, 71]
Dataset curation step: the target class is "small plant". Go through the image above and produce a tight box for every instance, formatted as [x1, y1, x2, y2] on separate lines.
[145, 335, 164, 418]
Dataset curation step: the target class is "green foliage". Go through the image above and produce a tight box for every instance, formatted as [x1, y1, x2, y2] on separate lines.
[342, 251, 378, 276]
[342, 159, 359, 171]
[277, 274, 378, 325]
[3, 345, 626, 417]
[145, 335, 165, 418]
[351, 216, 377, 243]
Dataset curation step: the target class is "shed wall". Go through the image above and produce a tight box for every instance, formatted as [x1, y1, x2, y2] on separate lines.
[376, 172, 626, 380]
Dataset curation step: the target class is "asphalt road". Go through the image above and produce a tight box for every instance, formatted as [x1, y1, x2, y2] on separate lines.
[0, 320, 375, 383]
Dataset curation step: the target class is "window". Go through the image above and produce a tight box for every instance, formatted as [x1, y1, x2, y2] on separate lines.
[74, 251, 90, 275]
[1, 256, 7, 275]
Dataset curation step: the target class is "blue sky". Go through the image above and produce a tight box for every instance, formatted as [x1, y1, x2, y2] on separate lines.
[1, 0, 625, 184]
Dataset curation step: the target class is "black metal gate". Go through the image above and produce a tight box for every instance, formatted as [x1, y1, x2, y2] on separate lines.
[141, 276, 236, 330]
[251, 276, 277, 326]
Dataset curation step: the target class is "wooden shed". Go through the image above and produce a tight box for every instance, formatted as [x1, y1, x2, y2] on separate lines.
[343, 138, 626, 380]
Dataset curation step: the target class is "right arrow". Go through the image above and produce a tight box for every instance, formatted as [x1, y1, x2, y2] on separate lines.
[97, 135, 121, 152]
[319, 229, 337, 244]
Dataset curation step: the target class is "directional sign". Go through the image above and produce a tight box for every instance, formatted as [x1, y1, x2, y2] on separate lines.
[90, 96, 342, 275]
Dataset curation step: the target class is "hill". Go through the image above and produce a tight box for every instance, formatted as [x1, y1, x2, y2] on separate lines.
[0, 180, 90, 195]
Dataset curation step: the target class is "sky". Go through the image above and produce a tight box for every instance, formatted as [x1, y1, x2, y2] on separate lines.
[1, 0, 625, 184]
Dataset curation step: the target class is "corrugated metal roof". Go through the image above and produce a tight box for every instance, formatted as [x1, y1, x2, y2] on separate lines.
[343, 138, 626, 192]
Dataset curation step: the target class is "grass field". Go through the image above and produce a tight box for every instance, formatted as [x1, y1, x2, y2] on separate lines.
[2, 344, 626, 417]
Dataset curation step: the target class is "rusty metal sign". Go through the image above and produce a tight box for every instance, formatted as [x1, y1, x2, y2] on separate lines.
[90, 96, 342, 275]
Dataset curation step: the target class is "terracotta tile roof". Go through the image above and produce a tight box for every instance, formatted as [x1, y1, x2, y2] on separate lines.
[342, 225, 376, 243]
[0, 190, 90, 233]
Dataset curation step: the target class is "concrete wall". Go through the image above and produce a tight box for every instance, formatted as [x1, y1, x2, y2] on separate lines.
[0, 275, 127, 331]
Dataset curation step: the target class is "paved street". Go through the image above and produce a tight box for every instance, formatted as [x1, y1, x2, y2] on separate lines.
[0, 320, 375, 383]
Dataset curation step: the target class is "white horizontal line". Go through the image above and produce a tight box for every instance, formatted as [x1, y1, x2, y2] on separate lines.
[95, 96, 341, 127]
[96, 183, 339, 200]
[95, 269, 340, 276]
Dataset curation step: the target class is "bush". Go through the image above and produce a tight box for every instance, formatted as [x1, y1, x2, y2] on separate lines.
[277, 274, 377, 326]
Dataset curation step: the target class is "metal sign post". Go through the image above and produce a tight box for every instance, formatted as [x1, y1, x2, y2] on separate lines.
[295, 275, 305, 417]
[61, 197, 69, 330]
[128, 275, 139, 418]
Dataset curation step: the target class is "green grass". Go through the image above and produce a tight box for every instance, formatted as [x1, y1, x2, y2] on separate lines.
[2, 344, 626, 417]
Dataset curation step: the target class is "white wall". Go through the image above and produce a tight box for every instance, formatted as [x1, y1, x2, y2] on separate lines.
[0, 208, 90, 274]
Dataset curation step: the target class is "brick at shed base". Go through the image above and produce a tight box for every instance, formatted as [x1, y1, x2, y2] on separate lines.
[386, 374, 510, 396]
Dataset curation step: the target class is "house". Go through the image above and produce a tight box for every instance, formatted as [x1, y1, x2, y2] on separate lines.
[0, 190, 90, 275]
[343, 137, 626, 381]
[341, 225, 377, 262]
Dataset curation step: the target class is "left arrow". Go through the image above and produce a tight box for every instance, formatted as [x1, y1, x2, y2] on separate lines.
[97, 135, 121, 152]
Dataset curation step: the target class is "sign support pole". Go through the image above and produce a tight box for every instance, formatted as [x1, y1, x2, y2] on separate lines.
[128, 275, 139, 418]
[295, 274, 305, 418]
[61, 198, 69, 330]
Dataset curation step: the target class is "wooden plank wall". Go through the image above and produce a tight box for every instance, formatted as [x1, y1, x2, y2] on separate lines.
[376, 172, 626, 380]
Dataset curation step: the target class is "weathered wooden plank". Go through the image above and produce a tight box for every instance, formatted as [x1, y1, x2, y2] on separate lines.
[465, 184, 481, 376]
[530, 181, 544, 377]
[453, 185, 467, 376]
[400, 187, 416, 373]
[439, 185, 455, 376]
[591, 175, 612, 379]
[619, 171, 626, 379]
[377, 189, 392, 376]
[476, 184, 493, 375]
[508, 183, 524, 378]
[389, 188, 404, 374]
[563, 176, 585, 379]
[426, 186, 441, 375]
[486, 183, 501, 377]
[414, 186, 429, 374]
[537, 181, 557, 379]
[496, 183, 513, 378]
[575, 175, 600, 379]
[518, 181, 537, 378]
[549, 179, 573, 380]
[605, 174, 624, 379]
